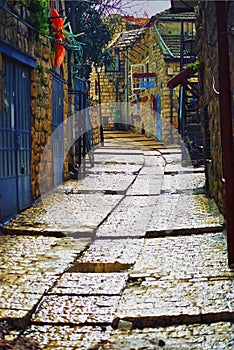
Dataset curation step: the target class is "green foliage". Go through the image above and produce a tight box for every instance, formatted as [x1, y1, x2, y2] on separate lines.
[65, 1, 113, 79]
[189, 60, 200, 71]
[19, 0, 27, 5]
[20, 0, 49, 35]
[36, 63, 44, 73]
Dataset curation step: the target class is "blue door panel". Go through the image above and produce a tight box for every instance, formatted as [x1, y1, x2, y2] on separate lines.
[52, 75, 64, 186]
[18, 174, 31, 210]
[15, 64, 31, 209]
[0, 58, 31, 223]
[0, 178, 17, 223]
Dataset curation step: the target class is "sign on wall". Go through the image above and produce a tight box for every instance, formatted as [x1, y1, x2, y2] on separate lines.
[140, 81, 155, 88]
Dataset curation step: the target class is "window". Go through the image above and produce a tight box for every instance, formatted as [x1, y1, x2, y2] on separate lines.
[105, 48, 120, 72]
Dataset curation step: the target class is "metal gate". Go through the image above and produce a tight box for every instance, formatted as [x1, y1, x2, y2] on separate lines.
[0, 58, 31, 223]
[52, 74, 64, 186]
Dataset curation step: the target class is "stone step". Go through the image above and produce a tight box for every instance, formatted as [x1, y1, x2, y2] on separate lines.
[147, 193, 224, 236]
[22, 325, 112, 350]
[96, 196, 157, 238]
[112, 278, 234, 329]
[100, 322, 234, 349]
[11, 321, 234, 350]
[132, 232, 234, 280]
[32, 295, 120, 325]
[3, 192, 123, 237]
[56, 173, 137, 194]
[48, 273, 128, 296]
[70, 238, 144, 273]
[0, 236, 91, 328]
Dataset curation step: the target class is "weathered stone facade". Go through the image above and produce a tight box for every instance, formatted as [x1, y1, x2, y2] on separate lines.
[128, 19, 181, 142]
[90, 10, 196, 144]
[0, 2, 69, 204]
[196, 1, 234, 213]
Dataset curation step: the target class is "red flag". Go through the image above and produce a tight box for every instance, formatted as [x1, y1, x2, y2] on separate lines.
[51, 8, 65, 67]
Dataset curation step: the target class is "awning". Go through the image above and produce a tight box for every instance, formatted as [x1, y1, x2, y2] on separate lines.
[167, 66, 199, 97]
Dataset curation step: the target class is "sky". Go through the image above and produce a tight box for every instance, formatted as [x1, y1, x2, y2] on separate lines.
[124, 0, 171, 17]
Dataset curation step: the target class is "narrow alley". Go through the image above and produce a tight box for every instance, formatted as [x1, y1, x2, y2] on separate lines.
[0, 131, 233, 349]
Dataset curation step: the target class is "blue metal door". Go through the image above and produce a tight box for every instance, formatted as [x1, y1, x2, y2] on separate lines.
[52, 74, 64, 186]
[0, 58, 31, 223]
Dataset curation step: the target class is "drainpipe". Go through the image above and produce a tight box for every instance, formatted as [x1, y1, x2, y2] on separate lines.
[216, 1, 234, 267]
[154, 24, 176, 58]
[170, 88, 174, 143]
[124, 47, 129, 130]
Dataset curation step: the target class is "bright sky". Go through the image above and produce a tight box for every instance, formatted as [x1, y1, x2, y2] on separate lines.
[124, 0, 171, 17]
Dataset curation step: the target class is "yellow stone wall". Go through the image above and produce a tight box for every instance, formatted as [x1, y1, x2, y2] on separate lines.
[90, 16, 183, 143]
[196, 1, 233, 213]
[128, 20, 181, 143]
[0, 3, 69, 199]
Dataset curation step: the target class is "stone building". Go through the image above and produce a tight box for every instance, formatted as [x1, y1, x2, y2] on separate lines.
[89, 16, 150, 137]
[90, 10, 197, 144]
[0, 0, 91, 223]
[196, 1, 234, 216]
[174, 0, 234, 265]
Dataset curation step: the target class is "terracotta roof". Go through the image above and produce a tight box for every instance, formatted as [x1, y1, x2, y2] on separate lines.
[124, 16, 150, 27]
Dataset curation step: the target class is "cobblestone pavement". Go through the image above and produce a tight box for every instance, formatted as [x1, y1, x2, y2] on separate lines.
[1, 131, 233, 349]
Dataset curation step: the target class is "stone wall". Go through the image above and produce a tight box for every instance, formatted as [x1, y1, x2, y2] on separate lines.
[196, 1, 230, 213]
[128, 20, 181, 143]
[89, 16, 183, 144]
[0, 3, 69, 199]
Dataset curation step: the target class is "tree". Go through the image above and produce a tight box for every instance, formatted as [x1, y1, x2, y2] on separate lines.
[65, 0, 135, 79]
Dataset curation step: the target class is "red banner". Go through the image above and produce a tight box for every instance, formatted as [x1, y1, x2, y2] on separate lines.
[132, 72, 156, 78]
[51, 8, 65, 68]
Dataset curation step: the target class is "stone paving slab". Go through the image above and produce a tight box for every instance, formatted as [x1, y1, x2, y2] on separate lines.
[48, 273, 128, 295]
[126, 174, 163, 195]
[162, 153, 182, 164]
[105, 133, 147, 139]
[143, 150, 162, 156]
[143, 155, 165, 167]
[161, 173, 206, 193]
[94, 148, 143, 155]
[1, 273, 58, 295]
[165, 162, 205, 174]
[113, 279, 234, 328]
[22, 325, 112, 350]
[100, 322, 234, 349]
[0, 235, 90, 274]
[132, 232, 234, 279]
[138, 166, 164, 175]
[96, 196, 157, 238]
[3, 193, 122, 236]
[32, 295, 119, 325]
[94, 153, 145, 165]
[15, 322, 234, 349]
[158, 148, 182, 154]
[57, 173, 136, 194]
[129, 140, 162, 146]
[0, 235, 90, 327]
[72, 238, 144, 272]
[87, 163, 142, 174]
[147, 193, 224, 236]
[0, 292, 44, 312]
